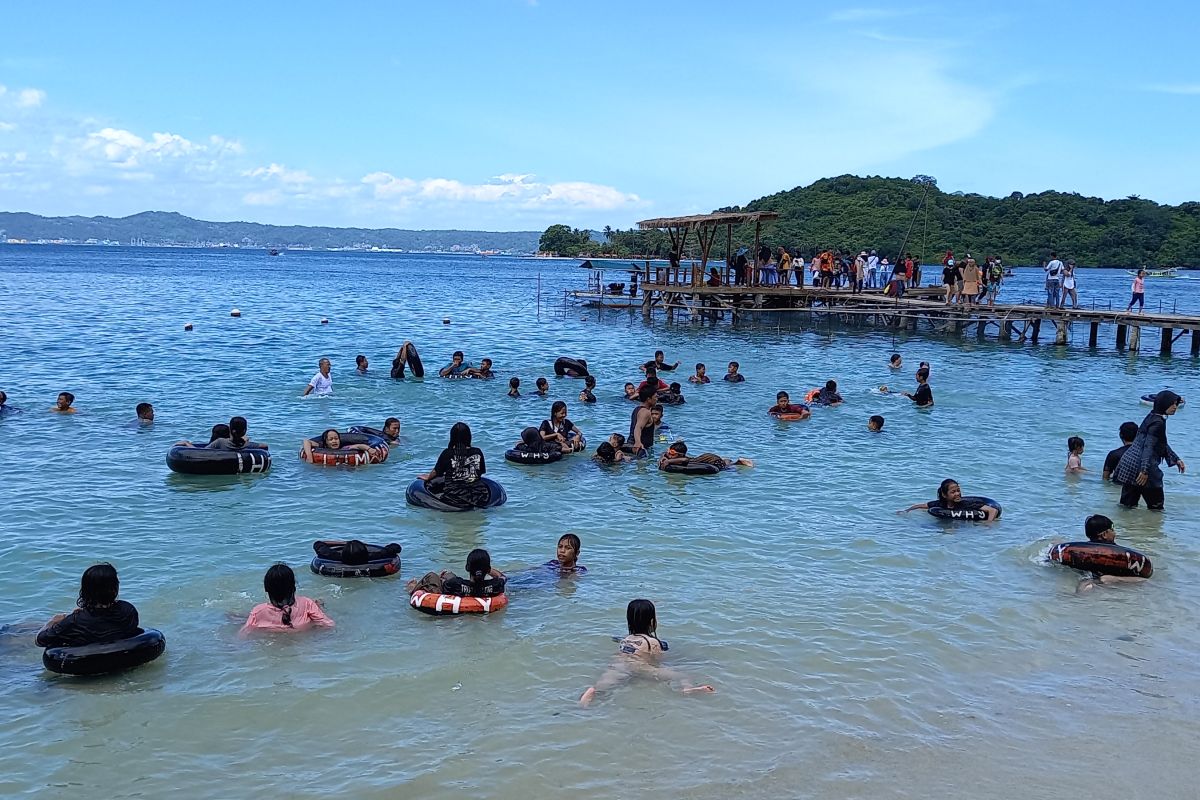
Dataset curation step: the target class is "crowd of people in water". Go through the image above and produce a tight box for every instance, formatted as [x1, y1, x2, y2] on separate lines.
[1, 342, 1186, 698]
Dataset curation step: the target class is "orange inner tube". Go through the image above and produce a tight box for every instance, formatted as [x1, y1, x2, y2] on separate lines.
[804, 389, 820, 403]
[409, 590, 509, 615]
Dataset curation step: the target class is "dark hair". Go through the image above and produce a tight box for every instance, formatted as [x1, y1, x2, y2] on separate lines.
[611, 433, 626, 448]
[136, 402, 152, 417]
[696, 363, 705, 370]
[509, 377, 520, 388]
[654, 350, 664, 358]
[448, 421, 472, 450]
[651, 403, 664, 413]
[919, 361, 930, 370]
[776, 391, 789, 400]
[355, 354, 367, 367]
[1152, 390, 1182, 414]
[890, 353, 901, 363]
[59, 391, 75, 405]
[209, 423, 231, 442]
[466, 548, 491, 594]
[481, 358, 492, 367]
[1119, 421, 1138, 443]
[550, 400, 567, 418]
[536, 377, 548, 388]
[595, 441, 616, 462]
[729, 361, 739, 368]
[321, 428, 340, 448]
[645, 365, 658, 377]
[385, 416, 400, 429]
[342, 540, 369, 565]
[670, 440, 688, 455]
[627, 598, 656, 635]
[669, 382, 681, 393]
[0, 391, 6, 405]
[264, 563, 297, 626]
[870, 415, 885, 429]
[916, 369, 930, 381]
[825, 380, 837, 391]
[1067, 436, 1084, 452]
[937, 478, 959, 502]
[638, 384, 658, 403]
[559, 533, 581, 554]
[1084, 514, 1113, 541]
[229, 416, 248, 447]
[521, 426, 542, 450]
[452, 350, 464, 360]
[77, 563, 119, 610]
[584, 375, 596, 388]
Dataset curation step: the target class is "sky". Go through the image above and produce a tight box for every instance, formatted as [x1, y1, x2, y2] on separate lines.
[1, 1, 1198, 231]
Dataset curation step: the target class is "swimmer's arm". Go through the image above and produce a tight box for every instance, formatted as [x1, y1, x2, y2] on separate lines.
[1097, 574, 1147, 585]
[300, 439, 315, 458]
[349, 444, 371, 452]
[897, 503, 928, 514]
[982, 505, 1000, 521]
[419, 468, 438, 481]
[302, 380, 315, 397]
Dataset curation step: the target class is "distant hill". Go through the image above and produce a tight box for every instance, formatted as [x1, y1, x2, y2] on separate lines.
[0, 210, 542, 253]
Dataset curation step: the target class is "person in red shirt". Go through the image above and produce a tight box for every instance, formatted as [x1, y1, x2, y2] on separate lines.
[637, 366, 669, 393]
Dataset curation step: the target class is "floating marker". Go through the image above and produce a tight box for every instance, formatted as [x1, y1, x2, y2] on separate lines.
[320, 318, 329, 325]
[183, 323, 194, 331]
[230, 309, 242, 318]
[443, 317, 451, 325]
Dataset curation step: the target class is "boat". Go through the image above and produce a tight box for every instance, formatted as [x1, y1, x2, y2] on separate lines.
[268, 248, 280, 256]
[1127, 267, 1178, 278]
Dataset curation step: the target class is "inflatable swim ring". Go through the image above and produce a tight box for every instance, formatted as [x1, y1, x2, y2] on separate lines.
[409, 590, 508, 616]
[657, 392, 685, 406]
[554, 356, 589, 378]
[1141, 392, 1183, 407]
[166, 445, 271, 476]
[1049, 542, 1152, 578]
[662, 461, 721, 476]
[406, 344, 425, 378]
[405, 477, 507, 511]
[927, 496, 1001, 521]
[310, 541, 402, 578]
[42, 628, 166, 676]
[301, 431, 389, 466]
[804, 388, 821, 403]
[504, 447, 563, 465]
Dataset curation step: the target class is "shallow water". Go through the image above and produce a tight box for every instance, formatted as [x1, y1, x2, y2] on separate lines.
[0, 247, 1197, 799]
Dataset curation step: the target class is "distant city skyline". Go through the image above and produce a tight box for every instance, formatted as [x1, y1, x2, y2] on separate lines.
[2, 1, 1198, 230]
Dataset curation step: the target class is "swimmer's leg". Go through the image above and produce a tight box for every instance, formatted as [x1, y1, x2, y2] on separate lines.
[580, 661, 633, 707]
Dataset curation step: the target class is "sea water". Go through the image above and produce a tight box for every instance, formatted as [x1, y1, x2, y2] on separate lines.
[0, 247, 1197, 799]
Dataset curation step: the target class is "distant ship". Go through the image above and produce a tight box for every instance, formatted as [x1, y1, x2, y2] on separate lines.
[1127, 267, 1178, 278]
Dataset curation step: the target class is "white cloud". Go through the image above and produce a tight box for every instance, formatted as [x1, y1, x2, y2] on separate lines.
[362, 171, 639, 210]
[16, 88, 45, 108]
[827, 7, 915, 23]
[0, 122, 15, 132]
[1145, 84, 1200, 95]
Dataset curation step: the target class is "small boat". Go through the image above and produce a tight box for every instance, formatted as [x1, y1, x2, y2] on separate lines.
[268, 249, 280, 256]
[578, 259, 594, 269]
[1127, 267, 1178, 278]
[1003, 269, 1015, 277]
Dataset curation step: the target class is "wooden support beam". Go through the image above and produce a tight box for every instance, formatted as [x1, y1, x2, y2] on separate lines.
[1055, 321, 1068, 345]
[1129, 325, 1141, 352]
[1089, 321, 1099, 347]
[751, 219, 762, 287]
[1161, 327, 1173, 356]
[1032, 319, 1041, 343]
[1193, 329, 1200, 356]
[1002, 320, 1013, 339]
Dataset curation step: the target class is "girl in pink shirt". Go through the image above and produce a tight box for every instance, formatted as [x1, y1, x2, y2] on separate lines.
[241, 563, 334, 634]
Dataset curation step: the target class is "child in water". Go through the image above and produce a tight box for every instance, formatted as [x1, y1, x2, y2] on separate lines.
[889, 353, 903, 369]
[579, 375, 597, 403]
[241, 563, 334, 634]
[722, 361, 745, 383]
[1065, 436, 1086, 473]
[658, 440, 753, 470]
[688, 363, 711, 384]
[579, 599, 714, 707]
[507, 377, 521, 398]
[355, 354, 369, 375]
[868, 415, 885, 431]
[546, 533, 587, 574]
[623, 382, 638, 400]
[534, 377, 549, 397]
[51, 392, 77, 414]
[1075, 515, 1149, 592]
[1103, 422, 1138, 482]
[466, 358, 494, 379]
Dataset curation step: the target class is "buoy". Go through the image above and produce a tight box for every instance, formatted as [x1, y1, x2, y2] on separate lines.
[442, 317, 451, 325]
[183, 323, 193, 331]
[320, 318, 329, 325]
[230, 309, 242, 318]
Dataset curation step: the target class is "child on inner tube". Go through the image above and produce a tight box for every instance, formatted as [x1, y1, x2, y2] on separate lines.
[465, 358, 494, 379]
[657, 441, 752, 471]
[1071, 515, 1150, 592]
[897, 478, 1000, 521]
[35, 563, 141, 648]
[515, 425, 559, 454]
[313, 539, 401, 565]
[768, 391, 811, 419]
[301, 429, 372, 461]
[579, 599, 714, 708]
[439, 351, 472, 378]
[406, 548, 506, 598]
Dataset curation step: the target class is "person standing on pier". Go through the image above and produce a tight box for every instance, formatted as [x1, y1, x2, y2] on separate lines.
[866, 250, 880, 288]
[986, 257, 1004, 306]
[1126, 269, 1146, 313]
[961, 256, 981, 308]
[1044, 252, 1065, 308]
[778, 247, 793, 286]
[853, 252, 867, 294]
[941, 254, 961, 305]
[1061, 260, 1079, 308]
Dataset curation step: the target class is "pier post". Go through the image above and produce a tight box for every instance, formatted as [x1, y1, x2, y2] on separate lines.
[976, 320, 986, 340]
[1161, 327, 1173, 356]
[1089, 321, 1099, 348]
[1192, 329, 1200, 356]
[641, 290, 651, 320]
[1129, 326, 1141, 352]
[1002, 320, 1013, 339]
[1031, 319, 1041, 343]
[1055, 322, 1067, 345]
[1116, 324, 1126, 349]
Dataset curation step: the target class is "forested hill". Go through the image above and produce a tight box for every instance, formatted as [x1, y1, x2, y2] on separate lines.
[738, 175, 1200, 266]
[0, 210, 541, 253]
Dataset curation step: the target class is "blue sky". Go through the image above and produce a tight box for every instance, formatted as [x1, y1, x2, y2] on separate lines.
[1, 1, 1197, 230]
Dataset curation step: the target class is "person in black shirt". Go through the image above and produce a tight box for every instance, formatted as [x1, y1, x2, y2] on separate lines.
[1103, 421, 1139, 483]
[406, 548, 506, 597]
[420, 422, 489, 507]
[540, 400, 585, 452]
[35, 563, 141, 648]
[903, 369, 933, 407]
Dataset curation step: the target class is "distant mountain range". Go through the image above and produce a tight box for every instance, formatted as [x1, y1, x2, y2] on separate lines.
[0, 210, 542, 253]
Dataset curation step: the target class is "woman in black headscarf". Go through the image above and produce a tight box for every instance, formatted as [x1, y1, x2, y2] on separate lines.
[1114, 390, 1186, 510]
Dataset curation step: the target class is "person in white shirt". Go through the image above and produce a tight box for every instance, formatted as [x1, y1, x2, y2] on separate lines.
[303, 358, 334, 397]
[1060, 260, 1079, 308]
[866, 251, 880, 288]
[1044, 252, 1064, 308]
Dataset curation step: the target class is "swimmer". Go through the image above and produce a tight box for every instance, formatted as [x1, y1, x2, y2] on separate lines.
[627, 384, 658, 456]
[723, 361, 745, 383]
[815, 380, 843, 406]
[35, 563, 141, 648]
[902, 369, 933, 407]
[208, 416, 270, 451]
[0, 390, 18, 414]
[649, 405, 671, 439]
[889, 353, 903, 369]
[579, 375, 597, 403]
[301, 429, 372, 462]
[1066, 436, 1087, 473]
[406, 548, 506, 597]
[623, 382, 638, 400]
[355, 354, 369, 375]
[418, 422, 489, 507]
[135, 402, 154, 426]
[688, 363, 711, 384]
[466, 358, 494, 379]
[897, 478, 1000, 521]
[658, 440, 752, 470]
[51, 391, 77, 414]
[302, 358, 333, 397]
[507, 377, 521, 398]
[541, 400, 585, 453]
[381, 417, 401, 444]
[515, 425, 554, 454]
[868, 415, 885, 432]
[768, 391, 811, 419]
[579, 599, 715, 707]
[1103, 422, 1138, 483]
[313, 539, 401, 565]
[642, 350, 681, 373]
[1073, 515, 1149, 591]
[439, 350, 471, 378]
[919, 361, 931, 375]
[240, 563, 334, 634]
[534, 377, 550, 397]
[547, 533, 587, 574]
[175, 422, 231, 448]
[593, 441, 626, 463]
[390, 341, 415, 379]
[638, 366, 669, 393]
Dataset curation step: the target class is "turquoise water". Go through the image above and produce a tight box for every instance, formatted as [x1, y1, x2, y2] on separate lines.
[1, 247, 1198, 799]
